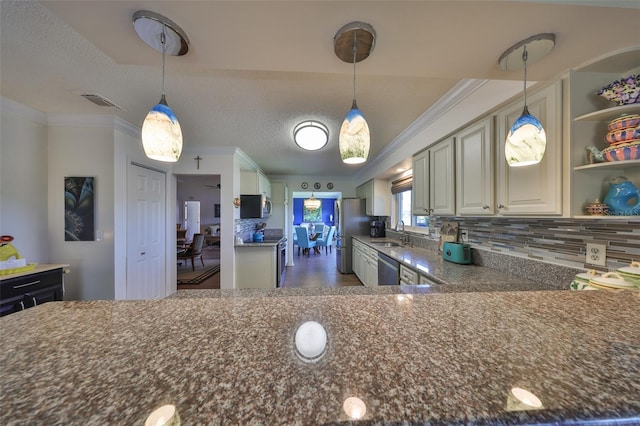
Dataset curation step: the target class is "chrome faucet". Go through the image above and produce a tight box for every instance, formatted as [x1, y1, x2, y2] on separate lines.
[395, 220, 410, 245]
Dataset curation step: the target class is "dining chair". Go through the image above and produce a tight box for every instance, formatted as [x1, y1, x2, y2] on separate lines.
[315, 226, 335, 255]
[178, 233, 205, 271]
[295, 226, 316, 256]
[313, 223, 326, 236]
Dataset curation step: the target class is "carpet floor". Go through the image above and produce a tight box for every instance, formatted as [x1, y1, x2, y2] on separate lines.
[177, 261, 221, 284]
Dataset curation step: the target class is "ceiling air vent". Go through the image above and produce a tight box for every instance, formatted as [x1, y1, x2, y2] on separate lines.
[76, 92, 124, 110]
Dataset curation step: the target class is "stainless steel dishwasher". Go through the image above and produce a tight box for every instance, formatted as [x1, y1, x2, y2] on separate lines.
[378, 252, 399, 285]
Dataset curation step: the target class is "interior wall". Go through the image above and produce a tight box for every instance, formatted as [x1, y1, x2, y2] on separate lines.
[176, 175, 221, 231]
[292, 198, 336, 225]
[0, 98, 49, 263]
[172, 148, 240, 289]
[47, 118, 115, 300]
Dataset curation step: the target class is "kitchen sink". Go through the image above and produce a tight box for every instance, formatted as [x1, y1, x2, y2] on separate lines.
[371, 241, 402, 247]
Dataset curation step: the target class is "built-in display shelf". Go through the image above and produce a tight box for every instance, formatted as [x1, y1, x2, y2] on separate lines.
[573, 159, 640, 171]
[574, 104, 640, 122]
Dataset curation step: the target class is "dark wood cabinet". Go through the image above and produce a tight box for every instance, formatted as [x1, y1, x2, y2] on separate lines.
[0, 268, 64, 316]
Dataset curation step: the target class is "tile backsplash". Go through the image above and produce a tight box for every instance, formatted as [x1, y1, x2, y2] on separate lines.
[390, 216, 639, 274]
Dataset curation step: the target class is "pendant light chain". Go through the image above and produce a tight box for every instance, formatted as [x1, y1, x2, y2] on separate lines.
[161, 25, 167, 98]
[522, 45, 528, 108]
[352, 31, 357, 103]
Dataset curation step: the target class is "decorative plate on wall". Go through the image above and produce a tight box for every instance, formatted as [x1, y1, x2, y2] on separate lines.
[327, 183, 334, 189]
[314, 182, 321, 190]
[301, 182, 308, 189]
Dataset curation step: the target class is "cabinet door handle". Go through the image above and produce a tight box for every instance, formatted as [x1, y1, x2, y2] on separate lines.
[13, 280, 40, 289]
[141, 252, 146, 256]
[482, 205, 490, 210]
[429, 208, 434, 214]
[497, 204, 505, 209]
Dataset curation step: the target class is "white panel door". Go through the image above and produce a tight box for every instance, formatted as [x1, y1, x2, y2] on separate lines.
[184, 201, 200, 241]
[127, 164, 166, 300]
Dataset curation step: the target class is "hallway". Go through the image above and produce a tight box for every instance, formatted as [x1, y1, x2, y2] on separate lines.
[283, 245, 362, 288]
[177, 243, 363, 290]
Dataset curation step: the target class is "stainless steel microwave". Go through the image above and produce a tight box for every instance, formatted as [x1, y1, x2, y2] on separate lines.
[240, 194, 272, 218]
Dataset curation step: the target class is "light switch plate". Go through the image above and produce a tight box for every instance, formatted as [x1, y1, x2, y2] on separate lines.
[586, 243, 606, 266]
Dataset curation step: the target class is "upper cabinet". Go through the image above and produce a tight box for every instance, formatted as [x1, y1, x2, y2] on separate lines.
[568, 47, 640, 218]
[412, 150, 429, 215]
[357, 179, 390, 216]
[270, 181, 288, 204]
[495, 80, 563, 215]
[429, 137, 456, 215]
[455, 116, 495, 215]
[412, 138, 455, 216]
[241, 170, 271, 198]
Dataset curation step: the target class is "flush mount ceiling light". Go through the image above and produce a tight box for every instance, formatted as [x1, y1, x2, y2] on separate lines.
[334, 22, 376, 164]
[293, 121, 329, 151]
[499, 33, 555, 167]
[304, 192, 322, 210]
[133, 10, 189, 162]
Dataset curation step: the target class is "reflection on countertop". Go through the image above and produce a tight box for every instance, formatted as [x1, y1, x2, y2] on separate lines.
[1, 290, 639, 424]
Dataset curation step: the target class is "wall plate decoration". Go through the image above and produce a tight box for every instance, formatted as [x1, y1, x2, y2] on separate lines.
[301, 182, 308, 189]
[314, 182, 321, 190]
[327, 182, 334, 189]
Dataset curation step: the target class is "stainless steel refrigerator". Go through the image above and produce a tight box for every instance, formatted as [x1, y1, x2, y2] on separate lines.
[336, 198, 369, 273]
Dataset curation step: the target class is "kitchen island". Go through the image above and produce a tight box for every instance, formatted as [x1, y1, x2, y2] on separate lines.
[1, 288, 639, 424]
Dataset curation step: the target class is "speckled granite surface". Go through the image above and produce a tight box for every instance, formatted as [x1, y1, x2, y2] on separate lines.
[1, 290, 639, 425]
[354, 236, 570, 292]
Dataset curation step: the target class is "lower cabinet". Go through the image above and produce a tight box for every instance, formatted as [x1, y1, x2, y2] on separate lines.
[399, 264, 418, 285]
[235, 246, 278, 289]
[0, 268, 65, 316]
[352, 241, 378, 287]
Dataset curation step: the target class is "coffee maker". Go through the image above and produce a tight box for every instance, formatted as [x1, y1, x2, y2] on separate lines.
[370, 220, 386, 238]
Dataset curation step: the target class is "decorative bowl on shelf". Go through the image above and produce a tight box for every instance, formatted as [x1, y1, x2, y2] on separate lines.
[605, 127, 640, 144]
[608, 114, 640, 131]
[585, 198, 609, 216]
[596, 74, 640, 106]
[601, 140, 640, 162]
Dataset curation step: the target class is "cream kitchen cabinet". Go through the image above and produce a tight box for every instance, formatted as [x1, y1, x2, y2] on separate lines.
[568, 47, 640, 218]
[357, 179, 390, 216]
[494, 80, 563, 215]
[412, 149, 429, 215]
[429, 137, 455, 216]
[412, 138, 455, 216]
[241, 170, 271, 198]
[352, 240, 378, 287]
[455, 116, 495, 215]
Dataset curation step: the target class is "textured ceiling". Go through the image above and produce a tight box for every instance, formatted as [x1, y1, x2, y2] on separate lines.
[1, 1, 639, 178]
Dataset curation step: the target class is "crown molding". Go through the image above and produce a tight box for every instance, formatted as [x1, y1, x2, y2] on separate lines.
[357, 79, 488, 181]
[0, 96, 48, 124]
[114, 117, 141, 139]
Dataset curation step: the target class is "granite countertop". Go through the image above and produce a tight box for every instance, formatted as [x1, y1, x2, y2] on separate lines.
[353, 235, 568, 292]
[0, 263, 69, 281]
[1, 290, 639, 424]
[235, 236, 285, 248]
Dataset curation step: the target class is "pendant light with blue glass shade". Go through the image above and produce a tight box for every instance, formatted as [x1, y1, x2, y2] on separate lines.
[499, 33, 555, 167]
[133, 10, 189, 162]
[334, 22, 376, 164]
